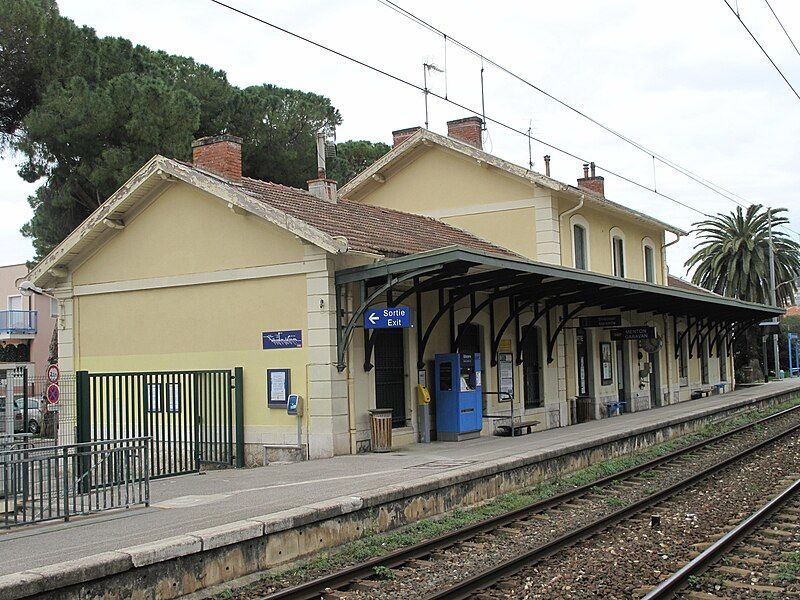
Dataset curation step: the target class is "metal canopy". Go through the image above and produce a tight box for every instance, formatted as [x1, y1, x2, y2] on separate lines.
[333, 246, 782, 371]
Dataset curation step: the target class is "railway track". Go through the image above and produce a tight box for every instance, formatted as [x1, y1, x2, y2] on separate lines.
[255, 404, 800, 600]
[643, 477, 800, 599]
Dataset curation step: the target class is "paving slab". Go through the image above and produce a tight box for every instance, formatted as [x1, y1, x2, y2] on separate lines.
[0, 380, 797, 576]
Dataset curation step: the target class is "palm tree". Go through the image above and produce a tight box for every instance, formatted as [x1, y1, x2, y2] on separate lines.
[685, 205, 800, 307]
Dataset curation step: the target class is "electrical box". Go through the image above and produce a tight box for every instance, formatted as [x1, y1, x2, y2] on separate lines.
[434, 353, 483, 441]
[287, 394, 303, 416]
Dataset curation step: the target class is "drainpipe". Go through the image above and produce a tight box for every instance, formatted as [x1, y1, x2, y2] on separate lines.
[557, 195, 584, 419]
[558, 195, 586, 263]
[663, 314, 673, 404]
[558, 195, 585, 223]
[661, 231, 683, 285]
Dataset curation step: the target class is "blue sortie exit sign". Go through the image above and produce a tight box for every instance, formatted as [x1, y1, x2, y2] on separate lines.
[364, 306, 412, 329]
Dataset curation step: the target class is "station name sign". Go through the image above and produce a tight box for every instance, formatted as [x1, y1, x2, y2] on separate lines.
[610, 326, 656, 341]
[262, 330, 303, 349]
[579, 315, 622, 328]
[364, 306, 412, 329]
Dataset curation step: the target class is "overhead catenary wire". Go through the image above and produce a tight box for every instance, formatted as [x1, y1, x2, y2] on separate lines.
[208, 0, 800, 241]
[722, 0, 800, 102]
[376, 0, 800, 237]
[764, 0, 800, 59]
[206, 0, 711, 225]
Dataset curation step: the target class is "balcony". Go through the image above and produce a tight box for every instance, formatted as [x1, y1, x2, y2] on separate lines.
[0, 311, 38, 338]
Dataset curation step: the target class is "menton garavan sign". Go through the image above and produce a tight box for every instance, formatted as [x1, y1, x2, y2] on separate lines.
[610, 326, 656, 341]
[364, 306, 412, 329]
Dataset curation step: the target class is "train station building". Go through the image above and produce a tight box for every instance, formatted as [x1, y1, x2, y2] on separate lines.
[24, 117, 781, 463]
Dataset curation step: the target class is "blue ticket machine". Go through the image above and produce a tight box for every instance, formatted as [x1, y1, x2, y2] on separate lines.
[434, 353, 483, 441]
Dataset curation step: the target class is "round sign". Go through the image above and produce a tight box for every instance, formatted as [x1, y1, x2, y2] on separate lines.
[46, 364, 60, 384]
[46, 383, 60, 405]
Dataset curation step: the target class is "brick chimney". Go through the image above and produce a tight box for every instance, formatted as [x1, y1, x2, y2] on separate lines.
[577, 161, 604, 195]
[392, 126, 420, 147]
[191, 134, 243, 182]
[446, 116, 483, 149]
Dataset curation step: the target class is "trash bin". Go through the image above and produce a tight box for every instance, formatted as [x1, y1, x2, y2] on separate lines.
[368, 408, 393, 453]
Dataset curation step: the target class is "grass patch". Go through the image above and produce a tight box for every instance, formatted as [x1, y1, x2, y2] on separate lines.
[772, 551, 800, 582]
[251, 396, 800, 591]
[372, 565, 396, 580]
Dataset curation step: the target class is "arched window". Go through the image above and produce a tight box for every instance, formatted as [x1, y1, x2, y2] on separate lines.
[570, 214, 590, 270]
[610, 227, 626, 278]
[642, 237, 657, 283]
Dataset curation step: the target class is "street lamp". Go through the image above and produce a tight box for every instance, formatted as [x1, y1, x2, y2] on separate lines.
[17, 280, 54, 298]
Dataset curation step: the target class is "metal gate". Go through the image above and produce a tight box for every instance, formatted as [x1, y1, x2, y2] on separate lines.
[76, 368, 244, 478]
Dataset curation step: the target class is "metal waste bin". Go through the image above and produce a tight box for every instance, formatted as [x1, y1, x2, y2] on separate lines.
[368, 408, 393, 453]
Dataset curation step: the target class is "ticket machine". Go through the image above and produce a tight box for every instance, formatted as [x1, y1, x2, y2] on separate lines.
[434, 353, 483, 441]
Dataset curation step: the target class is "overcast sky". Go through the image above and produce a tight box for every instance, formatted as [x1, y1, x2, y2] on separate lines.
[2, 0, 800, 277]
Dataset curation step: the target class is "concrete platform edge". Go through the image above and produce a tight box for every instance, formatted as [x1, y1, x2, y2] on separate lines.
[2, 383, 798, 599]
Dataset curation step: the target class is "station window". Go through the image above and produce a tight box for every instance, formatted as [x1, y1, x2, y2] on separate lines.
[678, 332, 688, 384]
[611, 235, 625, 277]
[644, 245, 656, 283]
[522, 326, 543, 409]
[719, 339, 727, 381]
[700, 339, 709, 385]
[573, 224, 587, 270]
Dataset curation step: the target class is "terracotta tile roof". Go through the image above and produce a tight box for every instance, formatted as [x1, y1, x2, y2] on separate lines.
[238, 177, 516, 257]
[668, 274, 717, 295]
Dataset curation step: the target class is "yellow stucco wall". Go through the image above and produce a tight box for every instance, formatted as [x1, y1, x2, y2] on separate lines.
[557, 200, 665, 283]
[349, 147, 538, 258]
[444, 209, 536, 258]
[73, 183, 305, 285]
[72, 182, 312, 435]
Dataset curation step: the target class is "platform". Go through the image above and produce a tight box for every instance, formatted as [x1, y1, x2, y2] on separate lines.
[1, 380, 799, 598]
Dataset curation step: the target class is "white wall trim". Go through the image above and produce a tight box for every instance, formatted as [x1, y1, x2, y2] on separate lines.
[642, 236, 657, 283]
[73, 259, 326, 297]
[569, 213, 591, 270]
[610, 226, 626, 277]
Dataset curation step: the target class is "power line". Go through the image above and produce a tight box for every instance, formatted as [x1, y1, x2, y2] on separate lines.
[207, 0, 711, 226]
[722, 0, 800, 101]
[764, 0, 800, 59]
[377, 0, 800, 237]
[207, 0, 800, 237]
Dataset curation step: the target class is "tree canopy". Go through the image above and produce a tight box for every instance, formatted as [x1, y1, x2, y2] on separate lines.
[685, 204, 800, 307]
[1, 0, 389, 260]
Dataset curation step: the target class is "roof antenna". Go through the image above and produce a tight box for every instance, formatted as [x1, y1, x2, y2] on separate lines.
[527, 120, 533, 170]
[480, 59, 487, 131]
[423, 62, 444, 130]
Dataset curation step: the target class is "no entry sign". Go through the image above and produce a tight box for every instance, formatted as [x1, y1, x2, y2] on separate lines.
[46, 383, 60, 405]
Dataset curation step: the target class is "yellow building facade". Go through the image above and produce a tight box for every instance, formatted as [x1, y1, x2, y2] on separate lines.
[25, 125, 779, 464]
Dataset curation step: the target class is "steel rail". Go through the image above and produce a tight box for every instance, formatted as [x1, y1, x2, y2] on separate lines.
[264, 403, 800, 600]
[642, 476, 800, 599]
[425, 418, 800, 600]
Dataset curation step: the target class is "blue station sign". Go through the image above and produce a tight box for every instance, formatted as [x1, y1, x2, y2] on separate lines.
[262, 330, 303, 349]
[364, 306, 412, 329]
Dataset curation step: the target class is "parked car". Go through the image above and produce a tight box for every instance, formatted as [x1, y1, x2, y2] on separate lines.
[0, 396, 42, 434]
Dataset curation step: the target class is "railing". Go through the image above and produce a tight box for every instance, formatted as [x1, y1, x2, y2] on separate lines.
[0, 310, 38, 335]
[0, 437, 150, 527]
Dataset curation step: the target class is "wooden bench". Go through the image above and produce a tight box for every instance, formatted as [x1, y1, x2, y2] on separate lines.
[494, 419, 541, 437]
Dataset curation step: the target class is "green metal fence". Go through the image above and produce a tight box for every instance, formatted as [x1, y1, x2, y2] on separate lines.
[76, 368, 244, 478]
